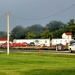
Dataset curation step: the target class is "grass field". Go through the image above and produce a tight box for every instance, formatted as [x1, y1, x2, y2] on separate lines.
[0, 52, 75, 75]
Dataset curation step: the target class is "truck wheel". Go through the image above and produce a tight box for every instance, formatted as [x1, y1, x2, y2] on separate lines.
[56, 44, 62, 51]
[69, 48, 73, 53]
[70, 50, 73, 53]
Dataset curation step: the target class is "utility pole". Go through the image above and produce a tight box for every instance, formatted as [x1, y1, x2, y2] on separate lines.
[6, 11, 10, 55]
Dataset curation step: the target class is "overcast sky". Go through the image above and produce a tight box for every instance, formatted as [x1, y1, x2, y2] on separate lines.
[0, 0, 75, 31]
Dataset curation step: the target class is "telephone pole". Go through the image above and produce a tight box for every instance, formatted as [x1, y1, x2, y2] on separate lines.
[6, 11, 10, 55]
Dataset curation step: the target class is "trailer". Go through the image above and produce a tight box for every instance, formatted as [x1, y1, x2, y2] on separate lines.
[13, 39, 50, 46]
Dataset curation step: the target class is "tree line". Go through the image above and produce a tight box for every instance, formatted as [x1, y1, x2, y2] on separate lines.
[0, 19, 75, 40]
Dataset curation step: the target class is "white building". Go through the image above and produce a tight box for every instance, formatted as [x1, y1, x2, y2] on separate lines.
[62, 32, 72, 39]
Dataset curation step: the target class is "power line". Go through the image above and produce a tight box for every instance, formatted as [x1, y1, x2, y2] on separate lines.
[11, 3, 75, 20]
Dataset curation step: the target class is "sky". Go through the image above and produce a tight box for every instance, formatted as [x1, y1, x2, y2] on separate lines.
[0, 0, 75, 31]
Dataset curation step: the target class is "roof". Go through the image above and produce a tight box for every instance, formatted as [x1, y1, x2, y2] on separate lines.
[0, 38, 7, 41]
[65, 32, 72, 35]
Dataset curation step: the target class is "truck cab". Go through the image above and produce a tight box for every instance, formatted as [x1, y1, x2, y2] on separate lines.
[68, 40, 75, 53]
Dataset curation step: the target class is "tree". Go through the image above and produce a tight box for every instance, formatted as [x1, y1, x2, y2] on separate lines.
[66, 25, 75, 39]
[26, 24, 45, 36]
[46, 20, 66, 32]
[26, 32, 36, 39]
[53, 28, 66, 38]
[0, 31, 7, 38]
[66, 19, 75, 38]
[41, 28, 52, 39]
[11, 26, 24, 39]
[67, 19, 75, 26]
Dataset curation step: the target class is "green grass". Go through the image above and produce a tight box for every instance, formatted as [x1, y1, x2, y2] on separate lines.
[0, 53, 75, 75]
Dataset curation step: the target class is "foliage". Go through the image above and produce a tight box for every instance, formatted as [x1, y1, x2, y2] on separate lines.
[11, 26, 25, 39]
[67, 19, 75, 26]
[41, 28, 52, 39]
[46, 20, 66, 32]
[1, 19, 75, 39]
[26, 24, 45, 35]
[0, 31, 7, 38]
[53, 28, 67, 38]
[26, 32, 36, 39]
[65, 25, 75, 39]
[65, 19, 75, 38]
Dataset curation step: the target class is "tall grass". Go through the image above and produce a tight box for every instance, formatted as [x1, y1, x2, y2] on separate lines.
[0, 53, 75, 75]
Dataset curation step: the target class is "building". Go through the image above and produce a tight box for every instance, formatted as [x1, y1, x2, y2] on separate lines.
[0, 38, 7, 44]
[62, 32, 72, 39]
